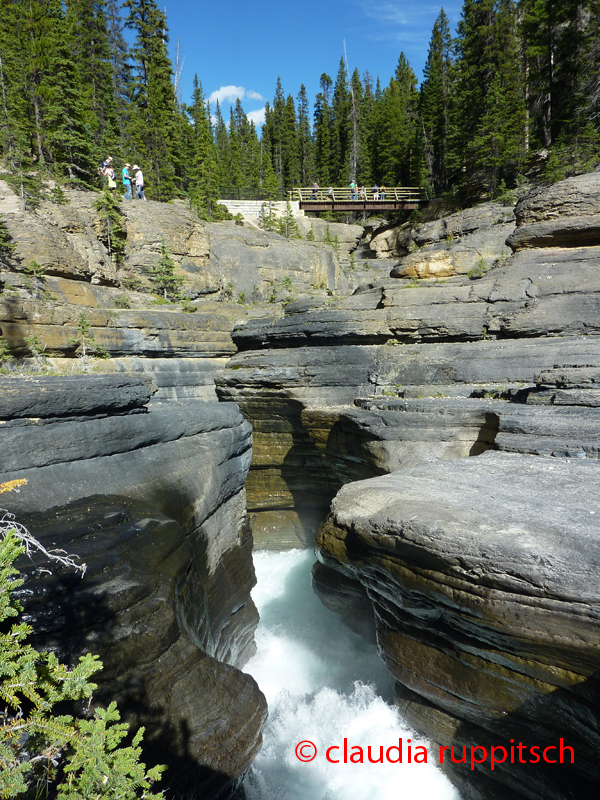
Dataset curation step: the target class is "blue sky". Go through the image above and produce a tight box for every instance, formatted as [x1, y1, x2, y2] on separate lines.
[160, 1, 464, 127]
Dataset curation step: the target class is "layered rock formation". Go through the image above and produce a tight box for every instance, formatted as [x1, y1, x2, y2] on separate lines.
[217, 173, 600, 797]
[0, 374, 266, 797]
[0, 187, 358, 398]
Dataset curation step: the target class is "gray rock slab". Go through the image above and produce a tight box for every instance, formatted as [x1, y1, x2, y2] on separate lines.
[0, 373, 155, 419]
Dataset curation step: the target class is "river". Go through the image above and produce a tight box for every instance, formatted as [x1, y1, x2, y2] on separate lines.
[242, 548, 461, 800]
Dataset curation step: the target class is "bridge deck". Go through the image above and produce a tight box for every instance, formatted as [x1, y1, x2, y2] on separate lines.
[292, 185, 427, 212]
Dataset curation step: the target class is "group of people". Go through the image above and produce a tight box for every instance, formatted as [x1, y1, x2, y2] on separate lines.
[349, 181, 386, 200]
[310, 182, 387, 201]
[100, 157, 146, 201]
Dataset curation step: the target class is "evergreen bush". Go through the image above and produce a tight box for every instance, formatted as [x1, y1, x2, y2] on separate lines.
[0, 483, 165, 799]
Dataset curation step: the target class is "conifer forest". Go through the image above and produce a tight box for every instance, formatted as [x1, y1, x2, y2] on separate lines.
[1, 0, 599, 216]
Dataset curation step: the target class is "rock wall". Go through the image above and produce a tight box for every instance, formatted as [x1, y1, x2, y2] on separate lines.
[217, 173, 600, 798]
[0, 374, 266, 798]
[0, 188, 360, 399]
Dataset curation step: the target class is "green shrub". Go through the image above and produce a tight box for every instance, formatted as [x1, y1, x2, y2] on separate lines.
[0, 493, 165, 799]
[115, 294, 131, 309]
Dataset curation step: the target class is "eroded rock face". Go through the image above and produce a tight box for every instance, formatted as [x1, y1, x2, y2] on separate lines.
[0, 374, 267, 798]
[508, 172, 600, 250]
[316, 453, 600, 800]
[218, 172, 600, 799]
[369, 202, 515, 276]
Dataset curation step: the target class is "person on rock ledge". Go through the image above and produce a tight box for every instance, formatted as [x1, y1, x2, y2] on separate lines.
[122, 163, 132, 200]
[133, 165, 146, 201]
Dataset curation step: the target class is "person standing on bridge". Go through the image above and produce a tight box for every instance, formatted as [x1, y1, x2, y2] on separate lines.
[350, 181, 357, 200]
[380, 184, 386, 200]
[372, 183, 379, 200]
[311, 182, 320, 200]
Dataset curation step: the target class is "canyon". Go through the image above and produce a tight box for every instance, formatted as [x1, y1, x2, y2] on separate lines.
[1, 172, 600, 799]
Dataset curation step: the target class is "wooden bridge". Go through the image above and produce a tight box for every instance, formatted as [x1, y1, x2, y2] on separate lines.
[291, 185, 428, 212]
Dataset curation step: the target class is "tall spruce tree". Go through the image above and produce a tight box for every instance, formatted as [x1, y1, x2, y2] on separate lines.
[213, 100, 230, 188]
[378, 53, 420, 185]
[296, 85, 314, 184]
[332, 57, 351, 182]
[420, 9, 454, 192]
[314, 73, 333, 184]
[451, 0, 526, 192]
[65, 0, 120, 167]
[282, 94, 300, 189]
[187, 76, 220, 218]
[123, 0, 180, 199]
[520, 0, 595, 150]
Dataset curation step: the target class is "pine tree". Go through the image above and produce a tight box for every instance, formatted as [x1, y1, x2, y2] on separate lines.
[187, 76, 221, 219]
[450, 0, 526, 192]
[213, 100, 230, 189]
[263, 77, 287, 191]
[105, 0, 129, 136]
[296, 85, 314, 184]
[420, 9, 454, 192]
[94, 188, 126, 263]
[314, 73, 333, 184]
[379, 53, 419, 185]
[282, 94, 300, 189]
[147, 238, 183, 300]
[123, 0, 180, 199]
[332, 57, 351, 182]
[65, 0, 121, 167]
[520, 0, 595, 151]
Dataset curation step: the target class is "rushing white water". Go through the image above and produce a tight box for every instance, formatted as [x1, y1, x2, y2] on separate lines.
[243, 549, 461, 800]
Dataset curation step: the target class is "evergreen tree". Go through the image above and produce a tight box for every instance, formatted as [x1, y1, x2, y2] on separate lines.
[296, 85, 314, 184]
[263, 77, 287, 190]
[420, 9, 454, 192]
[378, 53, 420, 185]
[123, 0, 180, 199]
[332, 57, 351, 182]
[314, 73, 333, 184]
[520, 0, 595, 150]
[451, 0, 526, 192]
[147, 237, 183, 300]
[65, 0, 121, 166]
[0, 523, 165, 799]
[0, 1, 91, 178]
[282, 94, 300, 188]
[213, 100, 230, 188]
[187, 76, 221, 219]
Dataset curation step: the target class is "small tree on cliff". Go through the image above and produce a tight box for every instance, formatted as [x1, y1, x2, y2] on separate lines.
[0, 480, 166, 799]
[147, 237, 183, 300]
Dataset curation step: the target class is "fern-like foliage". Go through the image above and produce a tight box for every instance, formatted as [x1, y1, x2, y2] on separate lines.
[0, 527, 165, 799]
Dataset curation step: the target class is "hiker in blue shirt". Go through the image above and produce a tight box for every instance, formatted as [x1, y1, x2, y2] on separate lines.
[122, 163, 132, 200]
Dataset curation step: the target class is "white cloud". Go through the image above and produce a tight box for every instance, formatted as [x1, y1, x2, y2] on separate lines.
[247, 107, 266, 127]
[208, 85, 246, 105]
[208, 85, 265, 106]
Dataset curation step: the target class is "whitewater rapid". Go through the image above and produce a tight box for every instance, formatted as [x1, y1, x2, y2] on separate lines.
[242, 549, 461, 800]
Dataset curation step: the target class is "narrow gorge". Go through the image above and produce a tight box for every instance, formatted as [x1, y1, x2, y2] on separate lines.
[1, 172, 600, 800]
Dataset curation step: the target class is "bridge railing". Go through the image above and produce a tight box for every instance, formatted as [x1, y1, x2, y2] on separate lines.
[290, 186, 427, 203]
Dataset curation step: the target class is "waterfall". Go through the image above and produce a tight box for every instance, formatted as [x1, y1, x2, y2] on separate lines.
[243, 549, 461, 800]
